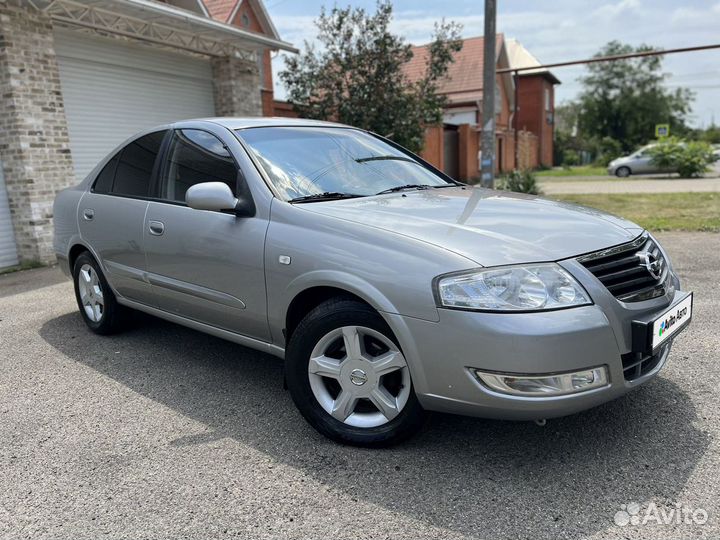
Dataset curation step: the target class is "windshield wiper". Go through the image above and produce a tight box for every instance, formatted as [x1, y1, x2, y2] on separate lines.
[289, 192, 364, 203]
[375, 184, 434, 195]
[356, 155, 416, 164]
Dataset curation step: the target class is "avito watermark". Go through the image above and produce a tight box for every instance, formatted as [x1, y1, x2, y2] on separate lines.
[614, 501, 708, 527]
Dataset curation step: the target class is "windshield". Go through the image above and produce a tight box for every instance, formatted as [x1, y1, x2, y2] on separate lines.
[631, 145, 653, 158]
[235, 127, 451, 201]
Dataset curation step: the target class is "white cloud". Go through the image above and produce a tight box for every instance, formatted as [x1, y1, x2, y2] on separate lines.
[270, 1, 720, 126]
[591, 0, 641, 19]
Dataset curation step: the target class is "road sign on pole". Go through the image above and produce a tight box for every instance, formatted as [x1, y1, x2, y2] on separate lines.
[655, 124, 670, 138]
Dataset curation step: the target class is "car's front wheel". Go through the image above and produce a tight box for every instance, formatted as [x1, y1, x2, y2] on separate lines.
[615, 166, 631, 178]
[285, 298, 426, 446]
[72, 251, 126, 334]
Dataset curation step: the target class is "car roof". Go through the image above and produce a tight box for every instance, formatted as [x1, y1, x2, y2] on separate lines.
[184, 117, 351, 130]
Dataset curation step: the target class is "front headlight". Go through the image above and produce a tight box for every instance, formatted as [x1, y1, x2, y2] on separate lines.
[435, 263, 591, 312]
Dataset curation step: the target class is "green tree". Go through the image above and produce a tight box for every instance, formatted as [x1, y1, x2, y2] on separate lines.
[577, 41, 694, 152]
[279, 1, 462, 152]
[699, 123, 720, 144]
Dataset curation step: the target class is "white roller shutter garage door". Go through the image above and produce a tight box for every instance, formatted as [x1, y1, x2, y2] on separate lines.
[54, 28, 216, 181]
[0, 165, 19, 269]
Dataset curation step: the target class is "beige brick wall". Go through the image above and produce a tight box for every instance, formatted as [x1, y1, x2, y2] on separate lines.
[0, 1, 262, 264]
[0, 0, 75, 263]
[211, 56, 262, 117]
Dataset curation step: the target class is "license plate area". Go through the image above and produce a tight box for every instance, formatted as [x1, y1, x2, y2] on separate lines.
[631, 292, 693, 354]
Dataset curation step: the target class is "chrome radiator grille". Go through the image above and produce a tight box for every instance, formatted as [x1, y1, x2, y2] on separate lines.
[577, 234, 668, 302]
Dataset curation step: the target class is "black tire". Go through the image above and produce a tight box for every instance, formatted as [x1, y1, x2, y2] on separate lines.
[72, 251, 126, 335]
[285, 297, 426, 447]
[615, 166, 631, 178]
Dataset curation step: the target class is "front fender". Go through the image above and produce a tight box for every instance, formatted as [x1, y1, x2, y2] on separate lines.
[285, 269, 400, 315]
[277, 270, 434, 395]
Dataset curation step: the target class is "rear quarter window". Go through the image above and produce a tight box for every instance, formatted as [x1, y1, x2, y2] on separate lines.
[92, 154, 119, 194]
[111, 131, 166, 198]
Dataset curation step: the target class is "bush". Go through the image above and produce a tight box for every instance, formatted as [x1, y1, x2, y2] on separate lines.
[497, 170, 542, 195]
[646, 137, 717, 178]
[595, 136, 623, 166]
[562, 149, 580, 168]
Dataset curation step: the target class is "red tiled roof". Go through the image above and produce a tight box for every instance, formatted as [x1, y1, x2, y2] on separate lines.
[404, 35, 504, 103]
[202, 0, 238, 22]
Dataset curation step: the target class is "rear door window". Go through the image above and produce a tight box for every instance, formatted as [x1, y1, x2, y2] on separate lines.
[111, 131, 166, 198]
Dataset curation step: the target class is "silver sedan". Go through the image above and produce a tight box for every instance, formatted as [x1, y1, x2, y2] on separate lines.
[53, 118, 693, 446]
[607, 144, 674, 177]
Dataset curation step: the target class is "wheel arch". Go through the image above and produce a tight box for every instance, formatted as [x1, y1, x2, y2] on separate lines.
[285, 286, 374, 343]
[68, 242, 91, 271]
[66, 242, 119, 298]
[281, 271, 402, 344]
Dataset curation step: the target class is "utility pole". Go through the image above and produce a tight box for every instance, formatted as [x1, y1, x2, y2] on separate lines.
[480, 0, 497, 188]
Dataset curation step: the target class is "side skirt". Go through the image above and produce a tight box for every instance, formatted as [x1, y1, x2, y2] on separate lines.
[117, 297, 285, 359]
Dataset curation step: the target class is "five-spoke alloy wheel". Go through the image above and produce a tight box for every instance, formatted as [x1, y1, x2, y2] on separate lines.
[77, 263, 104, 323]
[308, 325, 411, 428]
[286, 297, 426, 447]
[72, 251, 126, 334]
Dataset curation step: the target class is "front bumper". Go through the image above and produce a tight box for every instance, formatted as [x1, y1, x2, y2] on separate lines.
[384, 287, 686, 421]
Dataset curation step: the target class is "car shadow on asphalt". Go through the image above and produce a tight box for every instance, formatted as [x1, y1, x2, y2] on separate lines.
[39, 311, 710, 539]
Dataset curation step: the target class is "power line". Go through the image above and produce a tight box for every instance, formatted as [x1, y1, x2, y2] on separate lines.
[498, 43, 720, 74]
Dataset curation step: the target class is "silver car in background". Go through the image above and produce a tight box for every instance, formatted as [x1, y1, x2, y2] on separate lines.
[607, 144, 674, 177]
[53, 118, 693, 446]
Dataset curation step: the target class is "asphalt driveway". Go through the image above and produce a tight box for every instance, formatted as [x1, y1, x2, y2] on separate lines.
[1, 232, 719, 539]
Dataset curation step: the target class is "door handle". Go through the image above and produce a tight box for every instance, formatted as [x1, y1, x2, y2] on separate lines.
[82, 208, 94, 221]
[148, 220, 165, 236]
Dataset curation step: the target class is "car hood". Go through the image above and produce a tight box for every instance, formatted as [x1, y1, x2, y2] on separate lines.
[302, 187, 644, 267]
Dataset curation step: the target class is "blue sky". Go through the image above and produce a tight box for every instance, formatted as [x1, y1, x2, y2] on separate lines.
[264, 0, 720, 127]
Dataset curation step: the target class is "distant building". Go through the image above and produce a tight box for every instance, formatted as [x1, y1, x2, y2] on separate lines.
[506, 38, 560, 169]
[403, 35, 560, 180]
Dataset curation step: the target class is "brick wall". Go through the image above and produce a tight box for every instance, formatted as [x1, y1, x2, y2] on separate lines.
[211, 55, 262, 117]
[458, 124, 478, 180]
[516, 74, 554, 168]
[272, 100, 299, 118]
[517, 129, 539, 170]
[420, 125, 444, 172]
[0, 1, 75, 263]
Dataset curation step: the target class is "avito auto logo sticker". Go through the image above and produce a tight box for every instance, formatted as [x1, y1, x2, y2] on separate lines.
[659, 304, 689, 337]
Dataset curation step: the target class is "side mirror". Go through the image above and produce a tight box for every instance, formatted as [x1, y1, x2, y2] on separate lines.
[186, 182, 238, 212]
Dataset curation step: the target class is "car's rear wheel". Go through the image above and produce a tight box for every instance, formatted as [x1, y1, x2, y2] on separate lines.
[72, 251, 126, 334]
[615, 166, 631, 178]
[285, 298, 426, 446]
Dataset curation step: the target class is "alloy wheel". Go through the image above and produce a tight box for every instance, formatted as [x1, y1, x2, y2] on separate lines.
[77, 263, 104, 322]
[308, 325, 411, 428]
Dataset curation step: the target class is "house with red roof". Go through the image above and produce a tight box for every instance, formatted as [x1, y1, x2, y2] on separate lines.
[404, 35, 560, 179]
[201, 0, 282, 115]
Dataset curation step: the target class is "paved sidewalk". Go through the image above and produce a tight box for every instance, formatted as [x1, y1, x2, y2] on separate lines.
[541, 177, 720, 195]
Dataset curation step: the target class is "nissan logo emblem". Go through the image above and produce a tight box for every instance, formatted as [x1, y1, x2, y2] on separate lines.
[637, 252, 662, 280]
